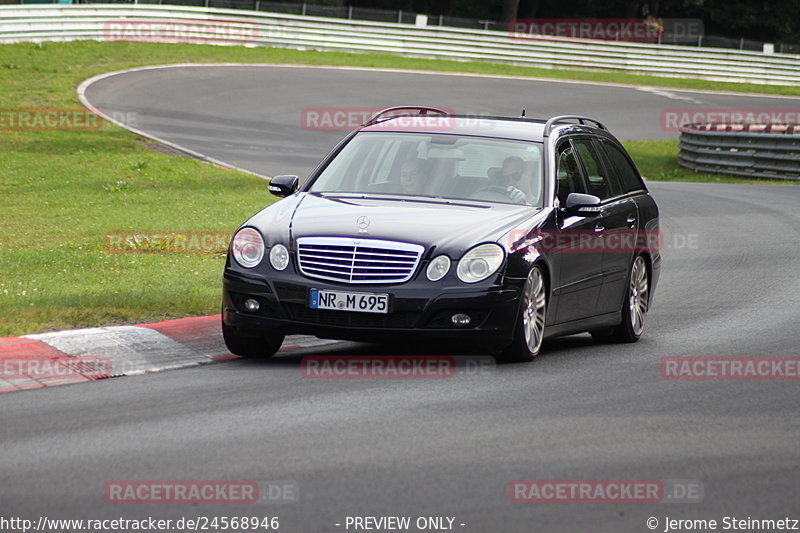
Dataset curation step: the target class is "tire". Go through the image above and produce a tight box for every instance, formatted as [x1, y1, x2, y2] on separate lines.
[499, 265, 547, 363]
[591, 254, 650, 343]
[222, 321, 284, 359]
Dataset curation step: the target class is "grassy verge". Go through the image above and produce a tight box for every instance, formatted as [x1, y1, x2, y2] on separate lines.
[0, 41, 797, 336]
[623, 140, 800, 184]
[0, 128, 272, 337]
[3, 41, 800, 107]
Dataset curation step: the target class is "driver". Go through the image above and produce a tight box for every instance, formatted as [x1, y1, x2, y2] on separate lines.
[490, 156, 528, 204]
[399, 159, 427, 195]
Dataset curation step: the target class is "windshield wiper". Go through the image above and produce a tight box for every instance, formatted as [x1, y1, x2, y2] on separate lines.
[316, 192, 490, 209]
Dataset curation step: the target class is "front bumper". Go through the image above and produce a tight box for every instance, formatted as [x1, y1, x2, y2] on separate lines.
[222, 266, 525, 347]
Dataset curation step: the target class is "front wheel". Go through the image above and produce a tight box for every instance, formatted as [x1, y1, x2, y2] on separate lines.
[499, 265, 547, 363]
[592, 254, 649, 343]
[222, 321, 284, 359]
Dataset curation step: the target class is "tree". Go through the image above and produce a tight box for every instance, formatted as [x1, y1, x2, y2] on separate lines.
[499, 0, 520, 22]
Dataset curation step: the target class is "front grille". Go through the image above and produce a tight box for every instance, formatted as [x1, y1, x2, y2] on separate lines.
[296, 237, 424, 284]
[285, 304, 418, 328]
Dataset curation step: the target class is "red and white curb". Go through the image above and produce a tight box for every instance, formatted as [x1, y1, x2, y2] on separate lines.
[0, 315, 336, 394]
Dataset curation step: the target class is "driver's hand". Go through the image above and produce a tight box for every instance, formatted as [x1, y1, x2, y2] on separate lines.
[507, 186, 528, 205]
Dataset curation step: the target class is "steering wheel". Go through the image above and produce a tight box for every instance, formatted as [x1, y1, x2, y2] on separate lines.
[472, 185, 529, 205]
[470, 185, 514, 202]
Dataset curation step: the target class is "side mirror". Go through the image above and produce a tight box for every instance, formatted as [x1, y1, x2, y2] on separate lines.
[268, 175, 299, 198]
[564, 193, 601, 216]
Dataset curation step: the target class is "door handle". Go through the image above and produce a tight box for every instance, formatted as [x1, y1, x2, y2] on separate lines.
[594, 225, 605, 234]
[626, 215, 637, 228]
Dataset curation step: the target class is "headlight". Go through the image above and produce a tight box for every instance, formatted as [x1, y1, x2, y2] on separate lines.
[426, 255, 451, 281]
[231, 227, 264, 268]
[269, 243, 290, 271]
[457, 243, 504, 283]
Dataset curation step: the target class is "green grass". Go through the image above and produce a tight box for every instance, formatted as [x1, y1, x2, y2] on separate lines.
[0, 40, 797, 336]
[0, 128, 272, 336]
[623, 139, 800, 184]
[2, 40, 800, 108]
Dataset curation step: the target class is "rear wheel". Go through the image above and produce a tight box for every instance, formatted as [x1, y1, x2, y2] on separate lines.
[591, 254, 649, 343]
[222, 321, 284, 359]
[499, 265, 547, 362]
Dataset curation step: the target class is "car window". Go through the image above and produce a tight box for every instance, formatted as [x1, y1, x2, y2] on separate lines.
[457, 142, 540, 178]
[309, 132, 544, 206]
[572, 139, 617, 200]
[602, 142, 645, 193]
[368, 139, 403, 185]
[556, 144, 587, 206]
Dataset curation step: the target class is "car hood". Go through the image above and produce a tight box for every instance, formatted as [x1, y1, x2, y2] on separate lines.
[261, 193, 545, 257]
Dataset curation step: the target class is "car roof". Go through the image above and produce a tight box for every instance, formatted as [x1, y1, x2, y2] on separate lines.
[360, 116, 545, 141]
[359, 114, 612, 143]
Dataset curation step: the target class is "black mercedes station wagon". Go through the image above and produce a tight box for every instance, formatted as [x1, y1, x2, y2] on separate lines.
[222, 107, 660, 362]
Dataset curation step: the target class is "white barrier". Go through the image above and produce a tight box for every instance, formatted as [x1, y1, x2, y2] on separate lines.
[1, 4, 800, 85]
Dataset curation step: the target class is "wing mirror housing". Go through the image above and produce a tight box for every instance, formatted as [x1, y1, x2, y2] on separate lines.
[269, 175, 299, 198]
[564, 193, 602, 216]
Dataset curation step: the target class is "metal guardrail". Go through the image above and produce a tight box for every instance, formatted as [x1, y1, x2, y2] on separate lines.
[1, 4, 800, 86]
[678, 124, 800, 180]
[16, 0, 799, 53]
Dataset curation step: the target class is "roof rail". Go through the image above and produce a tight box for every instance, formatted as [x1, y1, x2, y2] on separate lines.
[543, 115, 606, 137]
[363, 106, 450, 127]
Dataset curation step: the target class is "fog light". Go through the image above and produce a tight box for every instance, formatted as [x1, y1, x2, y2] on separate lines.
[451, 313, 471, 326]
[244, 298, 260, 312]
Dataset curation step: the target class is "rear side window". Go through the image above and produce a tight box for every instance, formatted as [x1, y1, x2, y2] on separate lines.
[572, 139, 618, 200]
[603, 142, 645, 193]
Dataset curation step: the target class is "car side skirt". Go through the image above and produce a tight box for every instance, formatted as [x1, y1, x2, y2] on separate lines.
[543, 311, 622, 339]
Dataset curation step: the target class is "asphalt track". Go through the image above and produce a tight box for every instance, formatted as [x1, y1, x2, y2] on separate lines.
[81, 64, 800, 177]
[2, 65, 800, 532]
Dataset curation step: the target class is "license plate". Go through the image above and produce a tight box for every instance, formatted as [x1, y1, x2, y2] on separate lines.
[309, 289, 389, 314]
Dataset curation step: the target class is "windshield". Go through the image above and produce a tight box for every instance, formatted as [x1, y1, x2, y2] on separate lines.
[308, 132, 544, 206]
